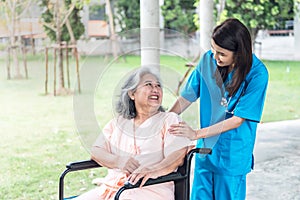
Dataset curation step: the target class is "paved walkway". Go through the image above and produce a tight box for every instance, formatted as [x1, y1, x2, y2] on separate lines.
[247, 119, 300, 199]
[249, 37, 299, 200]
[188, 120, 300, 200]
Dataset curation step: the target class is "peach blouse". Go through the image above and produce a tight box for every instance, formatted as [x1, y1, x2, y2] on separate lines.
[93, 112, 191, 200]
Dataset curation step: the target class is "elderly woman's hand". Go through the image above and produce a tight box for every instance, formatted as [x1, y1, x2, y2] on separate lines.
[117, 156, 140, 174]
[127, 146, 189, 187]
[127, 167, 160, 187]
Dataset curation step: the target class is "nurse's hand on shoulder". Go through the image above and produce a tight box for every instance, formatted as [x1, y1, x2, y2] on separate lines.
[168, 121, 197, 140]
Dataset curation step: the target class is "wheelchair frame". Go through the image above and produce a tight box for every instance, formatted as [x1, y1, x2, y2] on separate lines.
[59, 148, 212, 200]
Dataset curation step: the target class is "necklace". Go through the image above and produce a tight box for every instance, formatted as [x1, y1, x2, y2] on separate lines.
[132, 120, 141, 155]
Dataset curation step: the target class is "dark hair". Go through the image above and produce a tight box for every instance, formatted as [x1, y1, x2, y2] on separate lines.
[115, 67, 165, 119]
[213, 18, 252, 96]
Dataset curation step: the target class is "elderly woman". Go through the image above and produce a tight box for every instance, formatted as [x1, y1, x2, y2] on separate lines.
[75, 67, 191, 200]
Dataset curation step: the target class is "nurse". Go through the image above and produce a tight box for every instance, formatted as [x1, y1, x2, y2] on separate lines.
[168, 18, 269, 199]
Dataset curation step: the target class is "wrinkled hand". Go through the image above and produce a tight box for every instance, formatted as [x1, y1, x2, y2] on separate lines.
[168, 121, 197, 140]
[117, 156, 140, 174]
[127, 167, 160, 187]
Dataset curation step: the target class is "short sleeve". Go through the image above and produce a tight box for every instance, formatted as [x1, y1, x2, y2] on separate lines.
[93, 119, 115, 153]
[234, 61, 269, 122]
[163, 113, 192, 157]
[181, 51, 215, 103]
[181, 64, 201, 102]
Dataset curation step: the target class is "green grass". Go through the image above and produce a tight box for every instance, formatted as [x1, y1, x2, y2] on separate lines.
[0, 53, 299, 199]
[261, 60, 300, 122]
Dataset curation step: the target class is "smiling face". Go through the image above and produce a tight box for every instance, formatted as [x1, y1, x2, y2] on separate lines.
[129, 73, 163, 116]
[211, 39, 235, 68]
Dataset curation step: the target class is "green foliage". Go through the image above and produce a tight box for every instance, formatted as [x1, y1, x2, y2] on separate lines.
[215, 0, 294, 38]
[40, 0, 85, 42]
[114, 0, 140, 32]
[114, 0, 198, 34]
[0, 43, 6, 51]
[89, 4, 106, 20]
[161, 0, 197, 34]
[295, 0, 300, 18]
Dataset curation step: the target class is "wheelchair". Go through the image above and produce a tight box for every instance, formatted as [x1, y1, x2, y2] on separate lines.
[59, 148, 212, 200]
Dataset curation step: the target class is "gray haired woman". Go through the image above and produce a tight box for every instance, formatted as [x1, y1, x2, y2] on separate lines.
[116, 67, 165, 119]
[74, 67, 191, 200]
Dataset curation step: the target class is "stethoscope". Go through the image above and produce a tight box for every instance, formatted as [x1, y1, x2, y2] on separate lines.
[220, 96, 235, 115]
[220, 80, 246, 115]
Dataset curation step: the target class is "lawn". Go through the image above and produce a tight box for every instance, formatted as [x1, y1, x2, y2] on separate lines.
[262, 60, 300, 122]
[0, 53, 299, 199]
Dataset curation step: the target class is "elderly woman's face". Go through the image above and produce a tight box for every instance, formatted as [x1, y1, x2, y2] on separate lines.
[132, 73, 163, 113]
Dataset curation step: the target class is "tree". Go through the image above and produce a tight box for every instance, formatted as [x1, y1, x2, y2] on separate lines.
[215, 0, 294, 42]
[114, 0, 198, 36]
[40, 0, 85, 94]
[106, 0, 118, 59]
[0, 0, 33, 79]
[114, 0, 140, 32]
[161, 0, 197, 34]
[40, 0, 85, 43]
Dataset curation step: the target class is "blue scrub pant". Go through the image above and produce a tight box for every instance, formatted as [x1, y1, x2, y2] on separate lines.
[190, 168, 246, 200]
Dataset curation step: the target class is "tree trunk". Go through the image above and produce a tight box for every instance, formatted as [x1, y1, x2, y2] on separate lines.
[250, 28, 259, 46]
[10, 2, 21, 78]
[216, 0, 225, 22]
[56, 0, 65, 93]
[3, 0, 32, 79]
[66, 18, 76, 45]
[58, 45, 65, 89]
[106, 0, 118, 59]
[11, 44, 21, 78]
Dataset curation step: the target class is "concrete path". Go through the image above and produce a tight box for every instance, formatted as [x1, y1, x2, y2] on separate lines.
[248, 37, 299, 200]
[247, 119, 300, 200]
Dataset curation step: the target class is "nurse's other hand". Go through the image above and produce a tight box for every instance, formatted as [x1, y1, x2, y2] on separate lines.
[168, 121, 198, 140]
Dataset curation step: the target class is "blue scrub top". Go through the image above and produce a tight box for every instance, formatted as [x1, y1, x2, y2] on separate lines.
[181, 50, 269, 176]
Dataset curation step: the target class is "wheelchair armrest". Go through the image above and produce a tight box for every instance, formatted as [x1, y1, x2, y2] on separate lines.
[59, 160, 101, 200]
[114, 171, 186, 200]
[66, 159, 101, 171]
[126, 171, 185, 188]
[114, 147, 212, 200]
[125, 147, 213, 188]
[190, 147, 212, 155]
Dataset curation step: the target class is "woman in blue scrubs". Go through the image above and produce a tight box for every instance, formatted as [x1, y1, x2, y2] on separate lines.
[168, 18, 269, 199]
